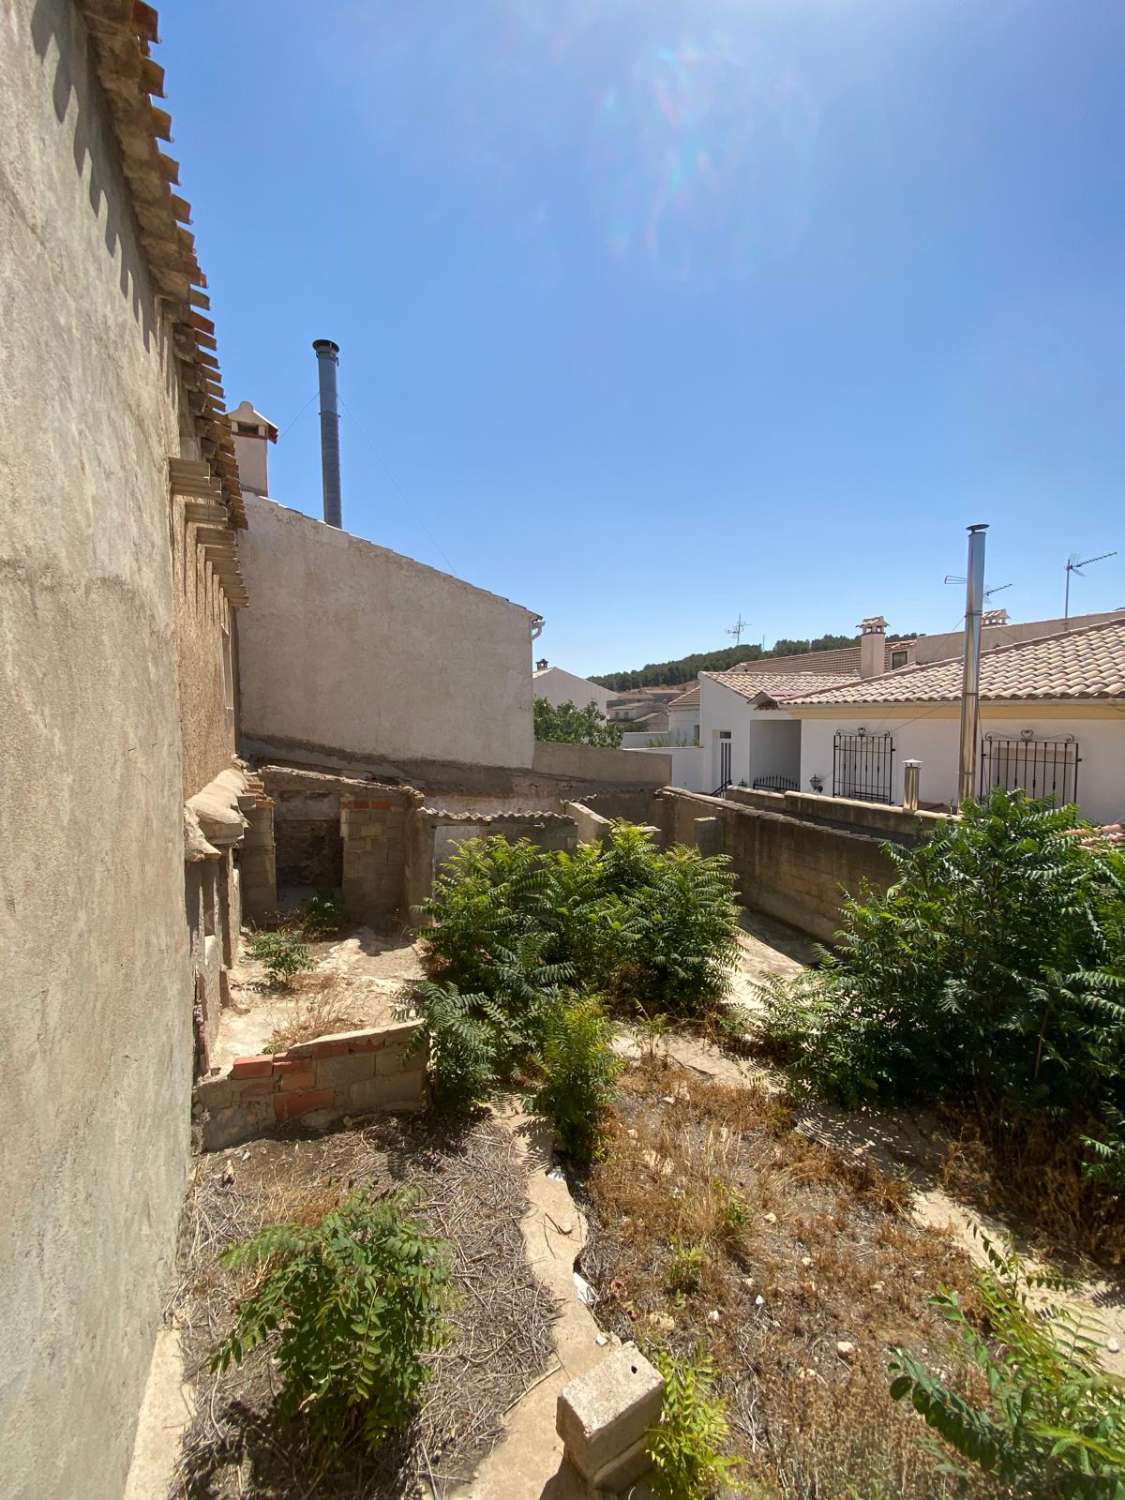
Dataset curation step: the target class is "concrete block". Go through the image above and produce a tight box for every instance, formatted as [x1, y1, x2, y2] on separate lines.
[286, 1021, 420, 1058]
[590, 1432, 654, 1494]
[375, 1040, 426, 1075]
[556, 1344, 664, 1482]
[315, 1052, 377, 1088]
[194, 1074, 237, 1112]
[274, 1087, 335, 1122]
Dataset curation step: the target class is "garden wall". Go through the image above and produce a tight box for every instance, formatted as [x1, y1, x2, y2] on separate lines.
[193, 1021, 427, 1150]
[654, 788, 901, 942]
[405, 808, 578, 915]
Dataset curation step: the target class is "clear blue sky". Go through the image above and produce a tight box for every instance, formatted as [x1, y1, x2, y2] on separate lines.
[163, 0, 1124, 677]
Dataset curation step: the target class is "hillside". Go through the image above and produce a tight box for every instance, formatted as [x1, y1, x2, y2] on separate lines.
[592, 632, 918, 692]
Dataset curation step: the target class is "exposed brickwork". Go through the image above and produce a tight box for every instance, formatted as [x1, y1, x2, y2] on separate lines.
[193, 1020, 428, 1151]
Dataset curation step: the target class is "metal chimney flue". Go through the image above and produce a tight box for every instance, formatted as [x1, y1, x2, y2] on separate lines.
[313, 339, 342, 528]
[956, 524, 988, 808]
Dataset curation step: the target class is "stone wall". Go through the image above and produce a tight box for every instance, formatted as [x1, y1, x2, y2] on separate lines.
[193, 1021, 427, 1151]
[655, 789, 901, 942]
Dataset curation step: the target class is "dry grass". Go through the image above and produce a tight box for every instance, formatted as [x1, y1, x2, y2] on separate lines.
[170, 1114, 554, 1499]
[260, 973, 364, 1054]
[938, 1098, 1125, 1272]
[582, 1061, 995, 1500]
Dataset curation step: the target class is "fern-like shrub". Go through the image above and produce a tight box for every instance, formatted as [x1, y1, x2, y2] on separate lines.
[530, 998, 622, 1164]
[300, 890, 346, 938]
[646, 1349, 741, 1500]
[211, 1190, 449, 1451]
[890, 1235, 1125, 1495]
[758, 791, 1125, 1170]
[249, 929, 312, 989]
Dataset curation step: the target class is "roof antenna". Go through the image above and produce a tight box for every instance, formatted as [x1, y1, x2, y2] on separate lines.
[944, 574, 1012, 601]
[1064, 550, 1116, 625]
[725, 613, 749, 647]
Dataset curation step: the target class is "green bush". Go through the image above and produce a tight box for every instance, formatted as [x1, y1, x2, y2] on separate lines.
[301, 890, 346, 938]
[889, 1235, 1125, 1495]
[533, 696, 623, 747]
[249, 929, 313, 989]
[211, 1190, 450, 1451]
[758, 791, 1125, 1154]
[530, 997, 621, 1164]
[646, 1349, 741, 1499]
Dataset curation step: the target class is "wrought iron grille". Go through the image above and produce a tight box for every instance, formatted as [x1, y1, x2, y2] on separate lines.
[979, 734, 1080, 805]
[752, 774, 799, 792]
[833, 729, 894, 804]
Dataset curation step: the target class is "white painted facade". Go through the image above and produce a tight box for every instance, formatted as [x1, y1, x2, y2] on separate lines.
[698, 676, 803, 793]
[532, 665, 612, 715]
[795, 708, 1124, 824]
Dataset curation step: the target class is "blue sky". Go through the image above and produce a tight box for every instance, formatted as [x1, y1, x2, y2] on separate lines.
[163, 0, 1125, 676]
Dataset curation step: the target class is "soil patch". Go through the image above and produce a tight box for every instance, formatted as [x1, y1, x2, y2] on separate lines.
[171, 1114, 554, 1499]
[580, 1061, 990, 1499]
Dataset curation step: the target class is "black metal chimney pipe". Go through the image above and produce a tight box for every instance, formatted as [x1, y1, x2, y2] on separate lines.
[312, 339, 342, 528]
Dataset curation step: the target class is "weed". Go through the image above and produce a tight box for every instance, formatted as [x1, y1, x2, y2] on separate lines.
[667, 1242, 707, 1301]
[890, 1234, 1125, 1495]
[211, 1189, 450, 1452]
[301, 890, 346, 938]
[249, 929, 312, 989]
[713, 1182, 749, 1244]
[646, 1348, 741, 1500]
[530, 997, 621, 1165]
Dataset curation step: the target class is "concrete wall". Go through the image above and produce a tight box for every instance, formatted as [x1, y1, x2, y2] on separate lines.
[797, 710, 1124, 823]
[405, 808, 578, 913]
[532, 740, 672, 786]
[0, 4, 195, 1493]
[654, 789, 901, 941]
[238, 495, 538, 771]
[533, 666, 612, 714]
[621, 743, 705, 791]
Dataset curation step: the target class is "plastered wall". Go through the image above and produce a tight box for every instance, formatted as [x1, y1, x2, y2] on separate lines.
[0, 3, 196, 1493]
[238, 495, 538, 771]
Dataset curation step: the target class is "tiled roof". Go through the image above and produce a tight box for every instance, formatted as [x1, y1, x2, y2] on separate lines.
[732, 643, 896, 675]
[787, 618, 1125, 706]
[705, 671, 860, 703]
[668, 685, 700, 709]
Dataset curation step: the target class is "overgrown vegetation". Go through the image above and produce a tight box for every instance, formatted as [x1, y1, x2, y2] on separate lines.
[211, 1189, 450, 1453]
[301, 890, 346, 938]
[890, 1235, 1125, 1495]
[410, 826, 738, 1127]
[249, 929, 313, 989]
[646, 1349, 741, 1500]
[758, 791, 1125, 1251]
[532, 695, 623, 746]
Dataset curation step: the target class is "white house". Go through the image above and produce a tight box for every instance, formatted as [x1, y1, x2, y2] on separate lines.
[533, 661, 612, 716]
[698, 670, 859, 794]
[787, 616, 1125, 825]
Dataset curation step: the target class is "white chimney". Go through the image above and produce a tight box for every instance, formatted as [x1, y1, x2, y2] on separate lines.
[857, 616, 887, 679]
[226, 400, 278, 498]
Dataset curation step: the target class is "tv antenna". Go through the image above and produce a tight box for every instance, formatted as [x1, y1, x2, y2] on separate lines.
[1064, 550, 1117, 624]
[726, 613, 749, 647]
[944, 575, 1013, 601]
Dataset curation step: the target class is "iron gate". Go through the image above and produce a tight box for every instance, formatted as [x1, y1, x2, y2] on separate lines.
[833, 729, 894, 804]
[979, 734, 1080, 805]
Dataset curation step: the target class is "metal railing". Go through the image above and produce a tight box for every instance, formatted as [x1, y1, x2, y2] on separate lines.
[752, 774, 799, 792]
[833, 729, 895, 804]
[979, 734, 1080, 805]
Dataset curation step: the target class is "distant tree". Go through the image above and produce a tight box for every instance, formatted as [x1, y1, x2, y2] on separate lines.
[534, 698, 624, 747]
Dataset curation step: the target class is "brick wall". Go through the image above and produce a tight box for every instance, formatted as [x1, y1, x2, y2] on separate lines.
[192, 1020, 427, 1150]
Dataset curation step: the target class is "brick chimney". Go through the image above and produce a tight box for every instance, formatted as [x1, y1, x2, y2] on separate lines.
[226, 400, 278, 498]
[858, 616, 887, 679]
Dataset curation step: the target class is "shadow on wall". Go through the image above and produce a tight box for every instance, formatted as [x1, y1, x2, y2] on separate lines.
[30, 0, 161, 353]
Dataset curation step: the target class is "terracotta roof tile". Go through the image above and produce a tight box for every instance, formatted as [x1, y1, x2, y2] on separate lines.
[668, 685, 700, 708]
[787, 618, 1125, 706]
[704, 671, 860, 703]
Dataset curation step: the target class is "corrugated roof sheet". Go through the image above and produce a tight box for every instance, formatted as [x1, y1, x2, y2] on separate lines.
[787, 618, 1125, 706]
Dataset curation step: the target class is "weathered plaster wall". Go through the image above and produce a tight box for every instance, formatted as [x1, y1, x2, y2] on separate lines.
[532, 740, 672, 786]
[172, 504, 237, 800]
[238, 495, 538, 770]
[0, 4, 194, 1494]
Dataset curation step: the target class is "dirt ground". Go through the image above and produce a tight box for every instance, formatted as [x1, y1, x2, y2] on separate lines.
[214, 927, 426, 1069]
[170, 1113, 555, 1500]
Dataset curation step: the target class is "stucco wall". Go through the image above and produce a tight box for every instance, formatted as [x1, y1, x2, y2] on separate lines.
[0, 4, 195, 1494]
[533, 666, 612, 714]
[238, 495, 537, 770]
[699, 677, 802, 791]
[532, 740, 672, 786]
[798, 710, 1124, 823]
[173, 506, 237, 800]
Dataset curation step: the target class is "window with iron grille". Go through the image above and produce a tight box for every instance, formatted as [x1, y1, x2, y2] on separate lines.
[833, 729, 894, 804]
[979, 734, 1080, 805]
